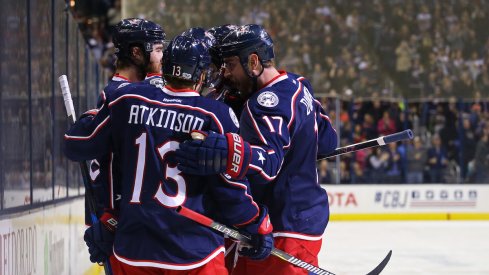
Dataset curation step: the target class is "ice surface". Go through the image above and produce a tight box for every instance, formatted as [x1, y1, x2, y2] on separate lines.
[318, 221, 489, 275]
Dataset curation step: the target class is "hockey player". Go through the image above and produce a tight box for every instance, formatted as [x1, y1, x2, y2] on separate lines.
[82, 17, 166, 265]
[64, 34, 273, 274]
[205, 24, 244, 116]
[175, 24, 338, 274]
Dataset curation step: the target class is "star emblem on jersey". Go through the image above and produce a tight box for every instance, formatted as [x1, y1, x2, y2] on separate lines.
[257, 151, 266, 164]
[257, 91, 279, 108]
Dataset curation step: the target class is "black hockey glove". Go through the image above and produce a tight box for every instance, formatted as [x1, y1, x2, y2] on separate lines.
[84, 212, 118, 263]
[238, 205, 274, 261]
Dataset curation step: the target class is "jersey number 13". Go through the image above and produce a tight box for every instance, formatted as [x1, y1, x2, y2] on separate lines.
[130, 132, 186, 207]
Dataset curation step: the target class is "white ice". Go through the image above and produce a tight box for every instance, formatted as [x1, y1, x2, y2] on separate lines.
[318, 221, 489, 275]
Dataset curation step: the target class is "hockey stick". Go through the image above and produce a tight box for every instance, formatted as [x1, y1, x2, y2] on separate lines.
[319, 129, 414, 160]
[176, 206, 392, 275]
[59, 75, 113, 275]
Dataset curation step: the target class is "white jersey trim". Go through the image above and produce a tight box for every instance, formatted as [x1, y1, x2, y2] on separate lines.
[273, 232, 323, 241]
[162, 87, 200, 97]
[113, 246, 224, 270]
[245, 101, 268, 145]
[63, 116, 110, 140]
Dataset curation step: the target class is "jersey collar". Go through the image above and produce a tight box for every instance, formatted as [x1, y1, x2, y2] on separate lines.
[163, 86, 200, 97]
[259, 71, 288, 90]
[145, 73, 162, 80]
[112, 73, 131, 82]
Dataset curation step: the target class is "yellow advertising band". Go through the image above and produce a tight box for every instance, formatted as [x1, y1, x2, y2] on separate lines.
[330, 213, 489, 221]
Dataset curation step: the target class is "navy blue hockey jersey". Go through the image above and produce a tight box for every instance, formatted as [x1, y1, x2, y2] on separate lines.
[240, 71, 337, 240]
[64, 76, 259, 269]
[84, 74, 131, 225]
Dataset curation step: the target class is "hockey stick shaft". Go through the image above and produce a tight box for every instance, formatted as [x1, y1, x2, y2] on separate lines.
[177, 206, 335, 275]
[319, 129, 414, 160]
[59, 75, 113, 275]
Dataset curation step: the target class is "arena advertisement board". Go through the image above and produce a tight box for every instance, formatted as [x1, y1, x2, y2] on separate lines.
[324, 184, 489, 220]
[0, 198, 95, 275]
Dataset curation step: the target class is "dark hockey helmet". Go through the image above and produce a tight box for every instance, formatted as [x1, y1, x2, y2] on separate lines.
[181, 27, 216, 50]
[113, 18, 166, 59]
[162, 35, 211, 83]
[220, 24, 274, 76]
[207, 24, 238, 67]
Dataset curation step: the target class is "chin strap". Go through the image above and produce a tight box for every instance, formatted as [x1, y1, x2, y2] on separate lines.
[247, 61, 265, 93]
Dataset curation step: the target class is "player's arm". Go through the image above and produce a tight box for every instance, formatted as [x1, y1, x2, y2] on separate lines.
[175, 104, 254, 179]
[63, 92, 112, 161]
[240, 101, 290, 184]
[315, 100, 338, 157]
[208, 174, 273, 261]
[175, 99, 290, 182]
[208, 174, 259, 226]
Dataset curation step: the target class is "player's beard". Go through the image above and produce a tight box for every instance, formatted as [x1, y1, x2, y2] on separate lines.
[146, 58, 162, 75]
[229, 77, 253, 98]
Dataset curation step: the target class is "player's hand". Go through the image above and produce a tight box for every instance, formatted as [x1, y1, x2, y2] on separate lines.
[238, 205, 274, 260]
[84, 212, 118, 263]
[175, 130, 251, 179]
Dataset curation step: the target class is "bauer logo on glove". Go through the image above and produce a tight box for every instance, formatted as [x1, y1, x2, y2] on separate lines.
[175, 130, 251, 179]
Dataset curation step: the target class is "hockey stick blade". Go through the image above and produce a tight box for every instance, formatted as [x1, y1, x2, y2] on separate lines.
[366, 250, 392, 275]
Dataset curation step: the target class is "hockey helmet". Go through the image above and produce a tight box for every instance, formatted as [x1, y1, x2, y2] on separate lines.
[162, 35, 211, 83]
[181, 27, 216, 50]
[220, 24, 274, 76]
[207, 24, 238, 67]
[113, 18, 166, 59]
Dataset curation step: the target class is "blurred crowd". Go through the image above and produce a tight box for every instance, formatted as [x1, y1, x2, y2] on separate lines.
[319, 98, 489, 183]
[112, 0, 489, 100]
[74, 0, 489, 183]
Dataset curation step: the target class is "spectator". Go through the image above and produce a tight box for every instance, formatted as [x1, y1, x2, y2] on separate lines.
[377, 110, 397, 136]
[406, 137, 427, 183]
[366, 147, 390, 183]
[384, 142, 403, 183]
[318, 160, 333, 184]
[426, 134, 448, 183]
[470, 125, 489, 183]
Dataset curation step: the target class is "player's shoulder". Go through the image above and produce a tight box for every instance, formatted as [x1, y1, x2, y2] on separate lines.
[104, 78, 131, 95]
[286, 71, 307, 83]
[190, 96, 239, 131]
[104, 79, 157, 103]
[249, 73, 298, 111]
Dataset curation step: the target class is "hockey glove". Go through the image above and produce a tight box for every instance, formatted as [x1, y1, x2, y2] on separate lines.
[84, 212, 118, 263]
[238, 205, 274, 261]
[175, 130, 251, 179]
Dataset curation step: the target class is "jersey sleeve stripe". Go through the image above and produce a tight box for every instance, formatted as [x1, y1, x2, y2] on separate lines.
[113, 246, 225, 270]
[287, 82, 302, 130]
[272, 231, 323, 241]
[63, 116, 110, 140]
[245, 101, 268, 145]
[248, 163, 284, 181]
[109, 152, 114, 209]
